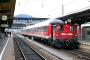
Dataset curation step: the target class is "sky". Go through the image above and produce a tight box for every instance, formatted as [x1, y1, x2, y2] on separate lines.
[14, 0, 90, 18]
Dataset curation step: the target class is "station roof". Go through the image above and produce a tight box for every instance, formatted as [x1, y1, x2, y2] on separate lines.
[14, 18, 48, 20]
[58, 6, 90, 25]
[0, 0, 16, 27]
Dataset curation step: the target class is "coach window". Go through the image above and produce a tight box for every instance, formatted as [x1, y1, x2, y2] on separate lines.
[33, 28, 35, 32]
[57, 25, 63, 31]
[40, 27, 41, 32]
[37, 28, 38, 32]
[36, 28, 38, 32]
[39, 27, 41, 32]
[33, 29, 34, 32]
[33, 28, 34, 32]
[34, 28, 36, 32]
[45, 26, 47, 32]
[38, 28, 39, 32]
[28, 29, 29, 32]
[43, 26, 47, 32]
[38, 28, 40, 32]
[41, 27, 43, 32]
[42, 27, 45, 32]
[42, 27, 44, 32]
[29, 29, 30, 32]
[28, 29, 30, 32]
[27, 29, 28, 32]
[29, 29, 31, 32]
[31, 29, 32, 32]
[30, 29, 31, 32]
[31, 29, 33, 32]
[35, 28, 36, 32]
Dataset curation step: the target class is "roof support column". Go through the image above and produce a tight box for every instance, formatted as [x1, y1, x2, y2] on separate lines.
[62, 5, 64, 15]
[78, 24, 82, 40]
[84, 16, 87, 23]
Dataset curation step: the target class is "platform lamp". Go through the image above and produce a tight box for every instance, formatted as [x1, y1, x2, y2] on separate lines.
[1, 14, 8, 21]
[67, 19, 71, 24]
[1, 14, 8, 27]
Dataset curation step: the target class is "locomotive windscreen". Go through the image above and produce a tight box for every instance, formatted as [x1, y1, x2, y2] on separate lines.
[70, 26, 76, 31]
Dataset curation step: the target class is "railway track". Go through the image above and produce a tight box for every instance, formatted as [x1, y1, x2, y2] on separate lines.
[13, 35, 46, 60]
[30, 38, 90, 60]
[30, 37, 90, 60]
[17, 34, 90, 60]
[62, 49, 90, 60]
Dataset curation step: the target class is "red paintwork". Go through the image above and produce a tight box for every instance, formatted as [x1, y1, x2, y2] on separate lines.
[77, 26, 82, 35]
[21, 23, 78, 39]
[53, 24, 78, 39]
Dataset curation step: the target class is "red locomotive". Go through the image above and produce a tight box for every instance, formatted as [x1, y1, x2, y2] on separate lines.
[21, 18, 79, 49]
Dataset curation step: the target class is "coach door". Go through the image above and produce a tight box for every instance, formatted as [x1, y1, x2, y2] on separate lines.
[50, 24, 55, 39]
[53, 25, 56, 38]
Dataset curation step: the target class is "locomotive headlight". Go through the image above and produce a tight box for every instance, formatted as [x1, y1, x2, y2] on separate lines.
[49, 34, 51, 37]
[75, 35, 77, 36]
[56, 34, 59, 36]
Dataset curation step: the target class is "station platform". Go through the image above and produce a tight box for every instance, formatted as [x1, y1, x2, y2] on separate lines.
[78, 39, 90, 51]
[0, 35, 15, 60]
[79, 40, 90, 45]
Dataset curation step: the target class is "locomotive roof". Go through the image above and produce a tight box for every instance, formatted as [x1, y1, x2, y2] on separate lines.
[24, 18, 64, 29]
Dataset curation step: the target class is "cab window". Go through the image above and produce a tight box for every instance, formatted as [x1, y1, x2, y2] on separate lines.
[70, 26, 76, 31]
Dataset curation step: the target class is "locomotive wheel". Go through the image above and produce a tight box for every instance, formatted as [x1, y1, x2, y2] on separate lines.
[48, 39, 54, 46]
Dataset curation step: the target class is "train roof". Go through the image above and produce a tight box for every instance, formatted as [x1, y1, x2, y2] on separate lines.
[24, 18, 64, 29]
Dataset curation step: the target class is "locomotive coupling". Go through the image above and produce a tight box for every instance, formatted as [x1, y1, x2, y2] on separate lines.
[66, 39, 72, 46]
[66, 39, 71, 43]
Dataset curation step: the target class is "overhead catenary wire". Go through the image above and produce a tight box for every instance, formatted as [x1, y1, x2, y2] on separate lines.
[61, 0, 77, 15]
[64, 0, 77, 6]
[20, 0, 29, 14]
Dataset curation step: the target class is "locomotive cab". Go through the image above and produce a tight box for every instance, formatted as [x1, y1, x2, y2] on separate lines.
[52, 24, 78, 48]
[53, 24, 78, 38]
